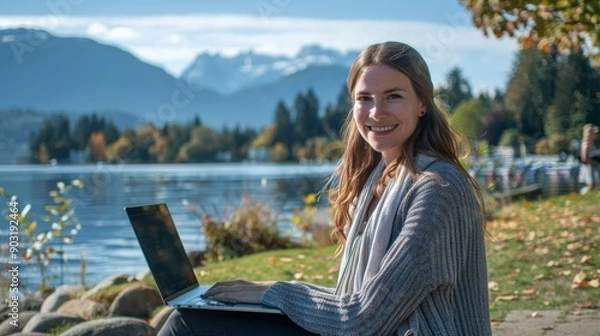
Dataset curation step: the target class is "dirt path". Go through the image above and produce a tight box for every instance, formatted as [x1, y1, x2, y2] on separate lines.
[492, 310, 599, 336]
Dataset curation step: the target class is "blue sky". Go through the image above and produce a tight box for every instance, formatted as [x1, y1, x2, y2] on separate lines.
[1, 0, 519, 92]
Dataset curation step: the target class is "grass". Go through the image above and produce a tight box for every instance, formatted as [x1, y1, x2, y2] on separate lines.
[130, 189, 599, 323]
[194, 245, 340, 287]
[486, 188, 600, 321]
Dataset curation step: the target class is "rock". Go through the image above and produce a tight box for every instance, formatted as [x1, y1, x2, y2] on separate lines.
[135, 269, 151, 282]
[57, 299, 106, 320]
[21, 297, 43, 312]
[81, 274, 133, 300]
[55, 284, 87, 297]
[150, 306, 174, 331]
[22, 312, 85, 333]
[187, 250, 206, 267]
[60, 317, 155, 336]
[108, 285, 163, 319]
[0, 311, 37, 336]
[0, 305, 8, 324]
[40, 291, 72, 313]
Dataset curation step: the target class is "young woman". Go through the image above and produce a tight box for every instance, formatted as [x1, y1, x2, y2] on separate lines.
[158, 41, 491, 336]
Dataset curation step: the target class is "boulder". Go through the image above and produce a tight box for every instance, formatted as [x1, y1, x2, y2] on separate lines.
[0, 305, 8, 324]
[135, 269, 152, 282]
[81, 274, 133, 300]
[57, 299, 106, 320]
[150, 306, 174, 331]
[108, 285, 162, 319]
[40, 291, 72, 313]
[187, 250, 206, 267]
[60, 317, 155, 336]
[21, 297, 43, 312]
[55, 284, 87, 297]
[22, 312, 85, 333]
[0, 311, 37, 336]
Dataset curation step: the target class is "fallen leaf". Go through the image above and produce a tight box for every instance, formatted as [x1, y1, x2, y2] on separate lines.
[280, 257, 293, 263]
[297, 254, 306, 259]
[572, 271, 587, 289]
[488, 281, 499, 291]
[293, 272, 304, 280]
[588, 279, 599, 288]
[496, 295, 517, 301]
[328, 266, 339, 274]
[268, 256, 278, 265]
[580, 255, 592, 264]
[522, 289, 535, 294]
[530, 312, 538, 318]
[577, 302, 598, 309]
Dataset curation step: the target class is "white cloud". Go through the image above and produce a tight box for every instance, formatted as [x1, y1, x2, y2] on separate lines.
[0, 14, 519, 89]
[86, 22, 108, 35]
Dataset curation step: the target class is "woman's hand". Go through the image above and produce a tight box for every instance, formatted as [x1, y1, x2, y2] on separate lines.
[202, 280, 275, 304]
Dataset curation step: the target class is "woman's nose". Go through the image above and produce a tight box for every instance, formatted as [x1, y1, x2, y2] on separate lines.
[369, 99, 386, 120]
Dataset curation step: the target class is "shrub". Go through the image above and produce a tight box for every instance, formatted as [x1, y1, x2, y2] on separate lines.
[1, 180, 84, 295]
[291, 194, 335, 247]
[185, 196, 298, 262]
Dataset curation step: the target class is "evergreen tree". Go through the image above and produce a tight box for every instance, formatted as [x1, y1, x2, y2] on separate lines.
[437, 67, 473, 111]
[504, 48, 556, 139]
[545, 52, 600, 141]
[322, 85, 351, 139]
[272, 101, 294, 148]
[293, 90, 320, 145]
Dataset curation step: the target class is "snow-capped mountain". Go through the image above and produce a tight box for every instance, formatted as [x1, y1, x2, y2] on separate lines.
[180, 44, 359, 94]
[0, 28, 350, 130]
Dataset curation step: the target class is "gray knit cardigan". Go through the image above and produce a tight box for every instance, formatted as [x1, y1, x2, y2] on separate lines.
[261, 160, 492, 335]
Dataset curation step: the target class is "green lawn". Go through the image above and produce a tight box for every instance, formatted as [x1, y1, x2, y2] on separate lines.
[486, 189, 599, 321]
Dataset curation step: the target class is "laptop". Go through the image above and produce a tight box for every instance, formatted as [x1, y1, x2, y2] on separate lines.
[124, 203, 283, 314]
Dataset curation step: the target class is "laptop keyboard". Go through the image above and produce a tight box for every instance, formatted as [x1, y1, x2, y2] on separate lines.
[187, 297, 228, 306]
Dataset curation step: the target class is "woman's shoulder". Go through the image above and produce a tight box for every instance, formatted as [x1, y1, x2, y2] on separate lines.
[415, 157, 472, 191]
[418, 156, 463, 177]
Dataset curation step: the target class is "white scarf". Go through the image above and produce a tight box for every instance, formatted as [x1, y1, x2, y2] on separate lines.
[336, 155, 437, 295]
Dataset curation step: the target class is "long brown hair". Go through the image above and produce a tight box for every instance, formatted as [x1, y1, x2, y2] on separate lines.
[329, 41, 485, 251]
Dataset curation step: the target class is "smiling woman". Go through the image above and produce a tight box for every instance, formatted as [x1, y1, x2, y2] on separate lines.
[158, 41, 492, 336]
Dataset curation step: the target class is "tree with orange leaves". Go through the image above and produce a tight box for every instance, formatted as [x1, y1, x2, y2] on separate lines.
[461, 0, 600, 65]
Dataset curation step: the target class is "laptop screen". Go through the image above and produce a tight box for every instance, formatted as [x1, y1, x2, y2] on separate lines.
[126, 203, 198, 300]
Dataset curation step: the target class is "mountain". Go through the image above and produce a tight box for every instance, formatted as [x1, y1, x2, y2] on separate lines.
[180, 44, 358, 95]
[0, 28, 350, 129]
[0, 28, 221, 126]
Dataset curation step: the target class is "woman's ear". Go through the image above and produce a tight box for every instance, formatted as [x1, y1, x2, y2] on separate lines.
[419, 101, 427, 116]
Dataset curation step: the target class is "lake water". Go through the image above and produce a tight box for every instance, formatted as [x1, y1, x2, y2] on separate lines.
[0, 163, 336, 293]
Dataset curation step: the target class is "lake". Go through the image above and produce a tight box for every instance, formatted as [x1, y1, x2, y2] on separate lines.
[0, 163, 337, 293]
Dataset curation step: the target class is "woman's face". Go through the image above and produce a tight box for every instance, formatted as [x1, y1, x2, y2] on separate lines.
[352, 64, 425, 164]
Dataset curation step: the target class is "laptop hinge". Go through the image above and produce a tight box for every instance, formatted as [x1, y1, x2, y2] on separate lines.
[164, 283, 199, 303]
